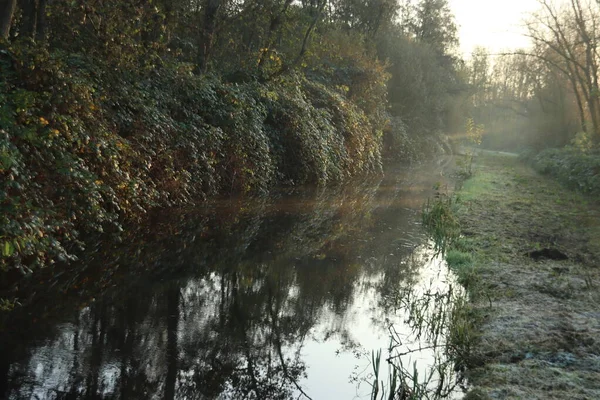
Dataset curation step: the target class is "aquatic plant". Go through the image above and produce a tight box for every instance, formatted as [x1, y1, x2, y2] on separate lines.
[421, 194, 460, 255]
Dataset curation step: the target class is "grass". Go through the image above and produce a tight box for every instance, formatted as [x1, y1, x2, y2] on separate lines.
[458, 171, 497, 202]
[420, 189, 487, 387]
[422, 194, 460, 254]
[378, 150, 600, 399]
[445, 250, 477, 289]
[446, 151, 600, 399]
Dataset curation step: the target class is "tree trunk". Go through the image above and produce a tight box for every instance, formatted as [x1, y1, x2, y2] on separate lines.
[22, 0, 37, 38]
[568, 0, 600, 139]
[0, 0, 17, 39]
[35, 0, 47, 41]
[197, 0, 221, 72]
[257, 0, 294, 69]
[571, 79, 588, 133]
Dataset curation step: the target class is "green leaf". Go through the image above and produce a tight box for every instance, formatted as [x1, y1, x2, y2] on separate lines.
[2, 241, 14, 257]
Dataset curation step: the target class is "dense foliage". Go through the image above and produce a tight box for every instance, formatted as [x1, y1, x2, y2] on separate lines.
[0, 0, 464, 280]
[0, 46, 386, 273]
[528, 146, 600, 196]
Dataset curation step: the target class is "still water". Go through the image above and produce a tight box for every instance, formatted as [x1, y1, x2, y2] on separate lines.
[0, 161, 462, 399]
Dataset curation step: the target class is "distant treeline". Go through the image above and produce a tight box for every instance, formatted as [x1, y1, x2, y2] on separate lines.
[464, 0, 600, 199]
[0, 0, 468, 277]
[467, 0, 600, 151]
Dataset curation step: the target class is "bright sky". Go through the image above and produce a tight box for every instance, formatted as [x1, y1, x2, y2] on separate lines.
[449, 0, 542, 58]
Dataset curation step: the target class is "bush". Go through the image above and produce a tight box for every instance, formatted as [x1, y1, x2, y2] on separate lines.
[531, 146, 600, 196]
[0, 42, 386, 275]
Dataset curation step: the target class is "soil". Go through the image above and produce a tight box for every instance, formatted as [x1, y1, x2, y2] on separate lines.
[455, 151, 600, 400]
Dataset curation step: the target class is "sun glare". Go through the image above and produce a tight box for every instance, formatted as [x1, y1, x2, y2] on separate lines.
[449, 0, 542, 58]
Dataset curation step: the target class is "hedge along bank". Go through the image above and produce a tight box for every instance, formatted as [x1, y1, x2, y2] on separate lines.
[0, 43, 391, 286]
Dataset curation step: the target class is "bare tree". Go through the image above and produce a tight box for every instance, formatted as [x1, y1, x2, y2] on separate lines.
[527, 0, 600, 138]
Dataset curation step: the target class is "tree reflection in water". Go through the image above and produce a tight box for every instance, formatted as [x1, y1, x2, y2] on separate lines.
[1, 164, 455, 399]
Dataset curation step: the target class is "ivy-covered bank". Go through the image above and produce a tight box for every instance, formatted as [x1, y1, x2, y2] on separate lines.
[0, 44, 394, 279]
[0, 0, 465, 305]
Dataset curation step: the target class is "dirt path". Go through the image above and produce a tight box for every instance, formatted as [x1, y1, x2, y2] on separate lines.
[456, 152, 600, 400]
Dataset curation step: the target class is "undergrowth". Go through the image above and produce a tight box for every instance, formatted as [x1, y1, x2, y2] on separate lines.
[528, 146, 600, 196]
[0, 42, 387, 279]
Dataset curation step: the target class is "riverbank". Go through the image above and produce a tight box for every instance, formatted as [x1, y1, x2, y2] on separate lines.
[454, 152, 600, 399]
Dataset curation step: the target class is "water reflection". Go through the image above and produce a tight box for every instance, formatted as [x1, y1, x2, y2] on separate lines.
[1, 163, 458, 399]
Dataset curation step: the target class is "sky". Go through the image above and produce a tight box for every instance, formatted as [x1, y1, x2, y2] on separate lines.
[448, 0, 542, 58]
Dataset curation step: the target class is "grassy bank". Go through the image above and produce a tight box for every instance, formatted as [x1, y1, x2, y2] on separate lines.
[447, 152, 600, 399]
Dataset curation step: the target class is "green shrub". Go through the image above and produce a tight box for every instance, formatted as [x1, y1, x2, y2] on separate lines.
[0, 42, 387, 275]
[531, 146, 600, 196]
